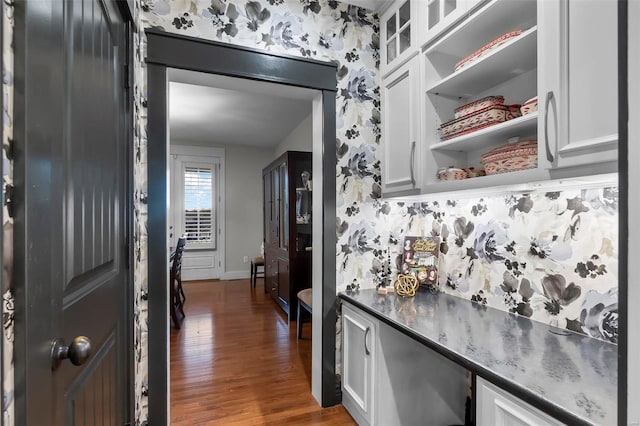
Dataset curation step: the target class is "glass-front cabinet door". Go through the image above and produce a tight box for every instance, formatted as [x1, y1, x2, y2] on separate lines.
[380, 0, 417, 76]
[418, 0, 486, 48]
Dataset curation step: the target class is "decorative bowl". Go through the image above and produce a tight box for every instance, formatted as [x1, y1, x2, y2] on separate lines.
[520, 96, 538, 116]
[481, 140, 538, 175]
[462, 167, 486, 178]
[437, 167, 467, 181]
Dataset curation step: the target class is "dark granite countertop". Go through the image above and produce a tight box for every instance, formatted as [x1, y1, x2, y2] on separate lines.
[339, 289, 617, 426]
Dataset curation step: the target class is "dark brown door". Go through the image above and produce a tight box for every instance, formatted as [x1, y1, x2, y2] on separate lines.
[14, 0, 130, 424]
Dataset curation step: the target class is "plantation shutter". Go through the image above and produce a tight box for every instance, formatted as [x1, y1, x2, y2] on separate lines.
[183, 163, 216, 249]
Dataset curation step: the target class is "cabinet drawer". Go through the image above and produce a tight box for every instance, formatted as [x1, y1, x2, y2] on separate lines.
[476, 377, 563, 426]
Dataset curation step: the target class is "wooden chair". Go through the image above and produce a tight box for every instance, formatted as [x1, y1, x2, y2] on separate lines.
[250, 256, 265, 288]
[170, 237, 186, 329]
[296, 288, 312, 339]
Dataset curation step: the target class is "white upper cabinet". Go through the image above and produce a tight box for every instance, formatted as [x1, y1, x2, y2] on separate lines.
[377, 0, 619, 199]
[381, 56, 422, 196]
[538, 0, 618, 170]
[380, 0, 419, 76]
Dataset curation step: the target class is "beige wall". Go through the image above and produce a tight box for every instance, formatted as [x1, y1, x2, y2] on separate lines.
[273, 113, 312, 158]
[171, 140, 273, 275]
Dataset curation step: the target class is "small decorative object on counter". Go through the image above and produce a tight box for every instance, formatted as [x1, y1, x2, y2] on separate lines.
[454, 95, 505, 119]
[437, 167, 467, 181]
[376, 248, 394, 293]
[439, 104, 522, 140]
[455, 30, 524, 71]
[395, 274, 419, 297]
[481, 139, 538, 175]
[520, 96, 538, 116]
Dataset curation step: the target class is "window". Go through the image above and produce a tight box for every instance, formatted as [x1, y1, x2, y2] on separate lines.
[183, 163, 216, 248]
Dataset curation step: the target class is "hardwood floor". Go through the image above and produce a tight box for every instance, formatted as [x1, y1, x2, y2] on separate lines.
[170, 279, 355, 425]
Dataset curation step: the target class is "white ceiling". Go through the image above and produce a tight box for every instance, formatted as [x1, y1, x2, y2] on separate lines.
[168, 69, 317, 148]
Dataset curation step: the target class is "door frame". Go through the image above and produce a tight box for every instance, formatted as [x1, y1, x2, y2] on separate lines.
[145, 29, 339, 424]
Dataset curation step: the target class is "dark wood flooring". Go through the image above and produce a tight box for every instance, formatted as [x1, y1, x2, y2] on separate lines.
[170, 279, 355, 425]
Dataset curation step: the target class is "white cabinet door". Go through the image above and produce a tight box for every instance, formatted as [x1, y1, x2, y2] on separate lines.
[476, 377, 563, 426]
[380, 0, 418, 76]
[342, 303, 376, 426]
[381, 56, 421, 196]
[539, 0, 618, 170]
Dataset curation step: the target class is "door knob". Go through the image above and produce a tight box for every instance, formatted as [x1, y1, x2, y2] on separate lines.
[51, 336, 92, 371]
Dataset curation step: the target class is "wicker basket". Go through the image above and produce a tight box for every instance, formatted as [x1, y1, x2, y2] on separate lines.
[481, 140, 538, 175]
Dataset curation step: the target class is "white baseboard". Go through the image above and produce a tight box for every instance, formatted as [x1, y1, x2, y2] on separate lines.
[221, 270, 251, 280]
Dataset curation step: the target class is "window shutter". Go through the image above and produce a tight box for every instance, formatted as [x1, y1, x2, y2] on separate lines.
[183, 165, 215, 249]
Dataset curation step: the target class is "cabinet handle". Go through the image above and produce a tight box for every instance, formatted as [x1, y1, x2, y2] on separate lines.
[410, 141, 416, 187]
[364, 326, 370, 355]
[544, 91, 555, 163]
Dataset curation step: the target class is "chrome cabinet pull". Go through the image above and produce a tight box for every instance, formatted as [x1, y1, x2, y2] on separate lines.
[410, 141, 416, 187]
[544, 91, 555, 163]
[364, 326, 371, 355]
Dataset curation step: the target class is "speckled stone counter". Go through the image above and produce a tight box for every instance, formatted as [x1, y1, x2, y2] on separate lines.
[339, 289, 617, 426]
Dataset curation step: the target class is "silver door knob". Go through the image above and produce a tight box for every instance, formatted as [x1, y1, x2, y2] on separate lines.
[51, 336, 92, 371]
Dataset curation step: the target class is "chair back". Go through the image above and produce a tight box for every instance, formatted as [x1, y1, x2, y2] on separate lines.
[171, 237, 186, 280]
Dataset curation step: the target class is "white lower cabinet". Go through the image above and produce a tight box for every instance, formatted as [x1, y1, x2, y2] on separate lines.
[342, 303, 377, 426]
[341, 302, 468, 426]
[476, 377, 563, 426]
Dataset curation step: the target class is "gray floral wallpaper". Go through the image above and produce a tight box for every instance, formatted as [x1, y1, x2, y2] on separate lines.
[2, 0, 14, 423]
[340, 186, 619, 344]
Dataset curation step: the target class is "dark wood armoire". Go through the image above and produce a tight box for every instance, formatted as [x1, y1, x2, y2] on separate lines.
[262, 151, 312, 321]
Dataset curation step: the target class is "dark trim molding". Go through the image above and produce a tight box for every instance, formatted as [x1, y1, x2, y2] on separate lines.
[321, 89, 339, 407]
[145, 30, 339, 423]
[124, 21, 136, 424]
[145, 29, 337, 92]
[147, 62, 169, 426]
[617, 0, 628, 425]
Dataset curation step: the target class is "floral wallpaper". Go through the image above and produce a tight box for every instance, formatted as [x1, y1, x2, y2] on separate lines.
[2, 0, 14, 424]
[339, 186, 619, 344]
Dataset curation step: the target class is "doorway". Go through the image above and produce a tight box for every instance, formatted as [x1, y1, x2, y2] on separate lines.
[146, 30, 339, 424]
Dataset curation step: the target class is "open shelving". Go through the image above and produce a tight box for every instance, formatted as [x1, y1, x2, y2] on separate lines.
[419, 0, 539, 193]
[426, 26, 537, 98]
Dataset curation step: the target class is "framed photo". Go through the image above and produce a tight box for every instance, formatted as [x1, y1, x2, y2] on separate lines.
[402, 236, 440, 287]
